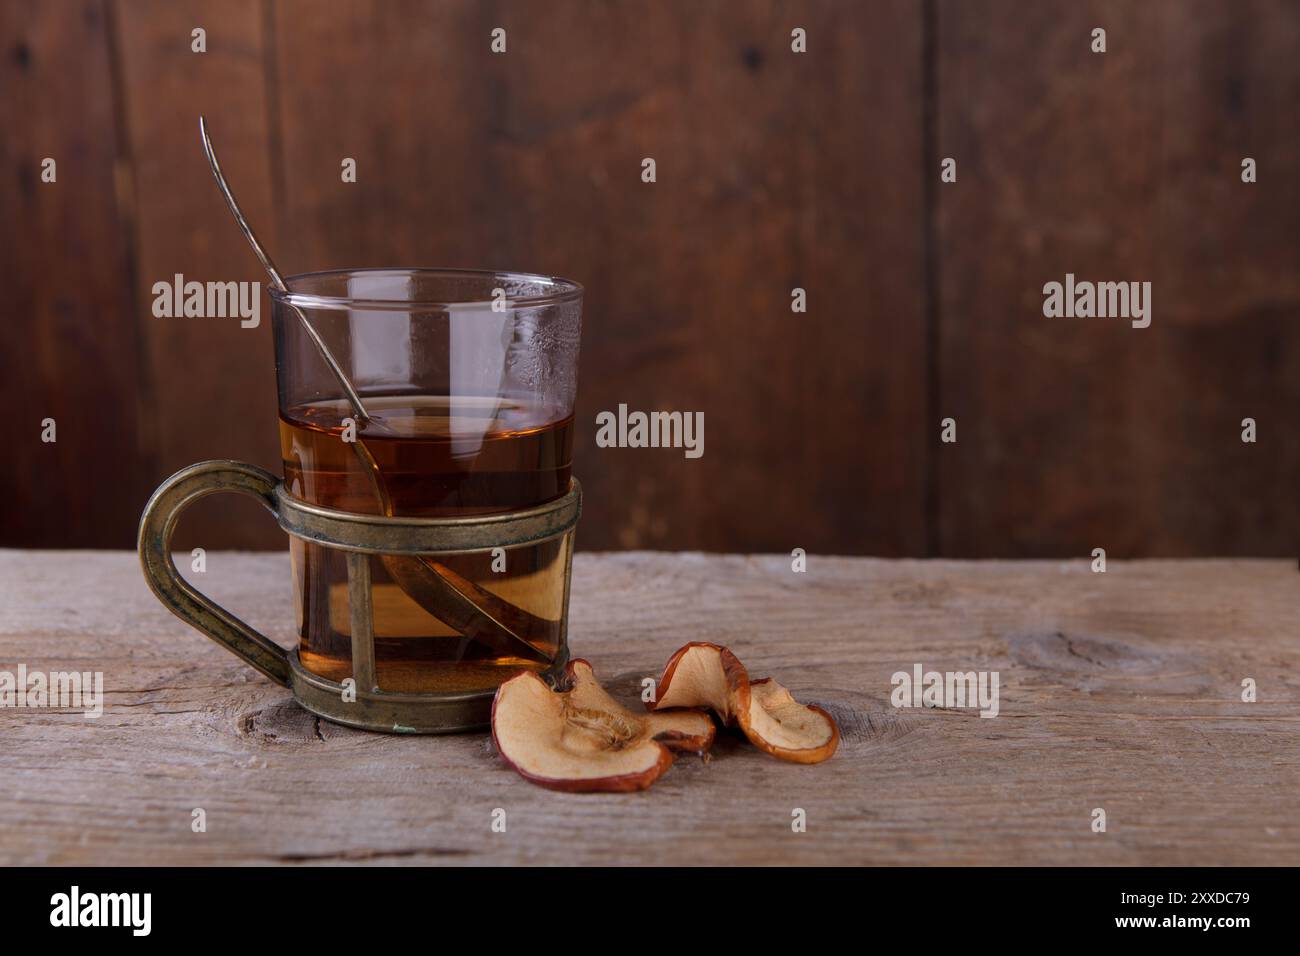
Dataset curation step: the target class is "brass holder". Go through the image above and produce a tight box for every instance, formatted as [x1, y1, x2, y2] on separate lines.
[138, 460, 580, 734]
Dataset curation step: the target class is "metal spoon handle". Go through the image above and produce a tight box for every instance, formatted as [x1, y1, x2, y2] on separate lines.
[199, 115, 371, 423]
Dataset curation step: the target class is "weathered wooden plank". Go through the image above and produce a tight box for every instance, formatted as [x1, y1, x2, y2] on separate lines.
[1, 551, 1295, 865]
[935, 0, 1300, 556]
[272, 0, 929, 554]
[0, 0, 150, 547]
[112, 0, 283, 549]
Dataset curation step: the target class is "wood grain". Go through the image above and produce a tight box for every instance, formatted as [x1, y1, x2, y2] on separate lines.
[111, 0, 284, 549]
[2, 1, 1297, 558]
[0, 0, 151, 546]
[1, 550, 1295, 865]
[272, 0, 929, 555]
[935, 0, 1300, 557]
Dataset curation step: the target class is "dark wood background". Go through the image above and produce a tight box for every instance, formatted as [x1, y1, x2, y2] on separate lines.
[3, 0, 1297, 557]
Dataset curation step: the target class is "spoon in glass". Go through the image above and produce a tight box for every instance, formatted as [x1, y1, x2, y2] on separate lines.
[198, 116, 549, 667]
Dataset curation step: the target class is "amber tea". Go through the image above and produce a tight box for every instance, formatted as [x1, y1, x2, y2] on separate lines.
[280, 393, 575, 693]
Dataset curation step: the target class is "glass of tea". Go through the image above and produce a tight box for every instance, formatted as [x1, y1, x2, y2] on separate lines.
[270, 268, 582, 696]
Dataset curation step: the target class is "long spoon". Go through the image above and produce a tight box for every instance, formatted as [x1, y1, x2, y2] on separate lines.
[198, 116, 549, 666]
[200, 117, 370, 422]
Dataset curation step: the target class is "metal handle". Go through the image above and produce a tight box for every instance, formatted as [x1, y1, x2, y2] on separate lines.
[138, 460, 291, 686]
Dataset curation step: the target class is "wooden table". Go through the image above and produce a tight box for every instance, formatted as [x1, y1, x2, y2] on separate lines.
[1, 550, 1296, 865]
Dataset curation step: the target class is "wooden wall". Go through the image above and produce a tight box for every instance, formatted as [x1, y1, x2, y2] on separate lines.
[3, 0, 1296, 557]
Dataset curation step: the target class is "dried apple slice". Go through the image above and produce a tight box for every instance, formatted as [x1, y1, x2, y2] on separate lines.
[653, 642, 751, 723]
[491, 659, 714, 792]
[650, 642, 839, 763]
[741, 677, 839, 764]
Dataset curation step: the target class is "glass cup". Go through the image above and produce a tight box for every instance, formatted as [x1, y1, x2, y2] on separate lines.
[271, 268, 583, 694]
[139, 267, 583, 731]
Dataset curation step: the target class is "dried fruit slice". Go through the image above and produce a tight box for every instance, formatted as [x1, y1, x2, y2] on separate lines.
[492, 659, 714, 792]
[741, 677, 839, 764]
[651, 642, 839, 764]
[653, 642, 751, 723]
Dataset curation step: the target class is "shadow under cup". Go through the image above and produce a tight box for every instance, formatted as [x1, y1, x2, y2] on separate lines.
[270, 268, 583, 698]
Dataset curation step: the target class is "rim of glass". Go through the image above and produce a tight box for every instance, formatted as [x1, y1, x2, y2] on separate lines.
[269, 267, 584, 311]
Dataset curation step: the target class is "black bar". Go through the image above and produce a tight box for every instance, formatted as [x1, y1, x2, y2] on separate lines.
[0, 867, 1287, 941]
